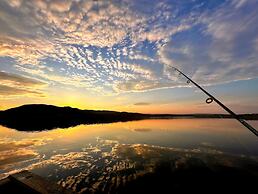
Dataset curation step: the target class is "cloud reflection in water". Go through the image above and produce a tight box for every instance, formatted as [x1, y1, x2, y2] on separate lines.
[0, 137, 52, 173]
[1, 137, 257, 193]
[1, 119, 258, 193]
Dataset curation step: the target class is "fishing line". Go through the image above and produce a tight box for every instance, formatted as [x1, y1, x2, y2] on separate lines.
[171, 66, 258, 137]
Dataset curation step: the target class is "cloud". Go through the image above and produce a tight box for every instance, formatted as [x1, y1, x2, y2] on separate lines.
[0, 0, 257, 95]
[50, 0, 72, 12]
[134, 102, 151, 106]
[231, 0, 248, 9]
[0, 71, 46, 97]
[7, 0, 22, 8]
[0, 0, 190, 94]
[115, 80, 161, 92]
[0, 71, 45, 86]
[115, 78, 185, 92]
[0, 84, 44, 96]
[160, 0, 258, 86]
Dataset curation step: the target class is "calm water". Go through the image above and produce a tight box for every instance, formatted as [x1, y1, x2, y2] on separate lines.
[0, 119, 258, 193]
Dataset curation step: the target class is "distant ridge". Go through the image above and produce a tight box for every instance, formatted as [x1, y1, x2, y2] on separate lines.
[0, 104, 147, 131]
[0, 104, 257, 131]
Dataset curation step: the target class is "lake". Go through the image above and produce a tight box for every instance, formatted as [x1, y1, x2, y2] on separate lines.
[1, 119, 258, 193]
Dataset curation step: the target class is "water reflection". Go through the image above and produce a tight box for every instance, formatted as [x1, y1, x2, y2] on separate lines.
[133, 128, 152, 132]
[0, 119, 258, 193]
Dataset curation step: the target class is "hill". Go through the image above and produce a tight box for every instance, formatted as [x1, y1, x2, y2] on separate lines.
[0, 104, 148, 131]
[0, 104, 257, 131]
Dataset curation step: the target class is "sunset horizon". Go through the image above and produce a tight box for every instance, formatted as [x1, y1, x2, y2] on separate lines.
[0, 0, 258, 114]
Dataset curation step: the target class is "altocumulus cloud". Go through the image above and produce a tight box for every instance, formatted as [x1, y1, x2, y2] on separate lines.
[0, 0, 257, 95]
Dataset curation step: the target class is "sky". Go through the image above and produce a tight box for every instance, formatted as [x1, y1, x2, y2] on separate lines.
[0, 0, 258, 114]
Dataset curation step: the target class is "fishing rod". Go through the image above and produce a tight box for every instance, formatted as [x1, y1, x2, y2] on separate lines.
[171, 66, 258, 137]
